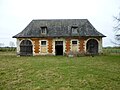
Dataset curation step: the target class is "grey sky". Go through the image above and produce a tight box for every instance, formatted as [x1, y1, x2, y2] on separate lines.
[0, 0, 120, 47]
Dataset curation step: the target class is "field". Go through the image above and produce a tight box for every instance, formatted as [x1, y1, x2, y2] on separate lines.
[0, 52, 120, 90]
[103, 47, 120, 55]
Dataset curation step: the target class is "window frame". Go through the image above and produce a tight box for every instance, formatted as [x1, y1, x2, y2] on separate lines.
[41, 27, 47, 34]
[71, 26, 78, 34]
[40, 40, 48, 54]
[71, 39, 79, 52]
[41, 41, 47, 46]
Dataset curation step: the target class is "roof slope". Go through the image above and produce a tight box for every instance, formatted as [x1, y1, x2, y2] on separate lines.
[13, 19, 106, 38]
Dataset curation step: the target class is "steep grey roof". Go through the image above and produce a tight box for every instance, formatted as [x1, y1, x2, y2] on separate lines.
[13, 19, 106, 38]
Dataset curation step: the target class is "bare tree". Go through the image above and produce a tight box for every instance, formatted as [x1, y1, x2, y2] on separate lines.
[113, 12, 120, 46]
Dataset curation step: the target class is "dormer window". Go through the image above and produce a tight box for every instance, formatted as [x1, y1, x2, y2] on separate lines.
[41, 27, 47, 34]
[71, 26, 78, 34]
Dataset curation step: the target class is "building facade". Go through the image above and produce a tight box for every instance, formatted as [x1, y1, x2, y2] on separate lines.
[13, 19, 105, 56]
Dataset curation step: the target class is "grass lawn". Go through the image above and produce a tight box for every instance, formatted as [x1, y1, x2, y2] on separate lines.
[0, 52, 120, 90]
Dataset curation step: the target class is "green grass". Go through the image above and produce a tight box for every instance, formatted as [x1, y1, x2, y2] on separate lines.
[0, 52, 120, 90]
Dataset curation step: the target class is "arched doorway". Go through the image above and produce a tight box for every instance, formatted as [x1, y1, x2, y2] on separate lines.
[20, 40, 33, 56]
[86, 39, 98, 54]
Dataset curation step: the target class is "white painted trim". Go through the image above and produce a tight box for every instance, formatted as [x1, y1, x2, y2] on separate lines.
[16, 39, 20, 54]
[32, 40, 36, 56]
[70, 39, 79, 52]
[52, 38, 66, 55]
[99, 38, 102, 53]
[39, 40, 48, 55]
[83, 40, 86, 52]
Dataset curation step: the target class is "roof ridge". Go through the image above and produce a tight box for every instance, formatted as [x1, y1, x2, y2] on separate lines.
[32, 19, 88, 21]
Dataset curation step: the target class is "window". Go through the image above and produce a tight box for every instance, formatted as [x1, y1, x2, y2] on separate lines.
[71, 26, 78, 34]
[41, 41, 46, 46]
[72, 41, 77, 44]
[40, 40, 47, 53]
[71, 40, 78, 52]
[41, 27, 47, 34]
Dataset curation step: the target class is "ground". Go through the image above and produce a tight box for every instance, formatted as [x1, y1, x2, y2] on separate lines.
[0, 52, 120, 90]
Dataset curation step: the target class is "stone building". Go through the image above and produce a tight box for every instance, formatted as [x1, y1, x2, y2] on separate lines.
[13, 19, 106, 56]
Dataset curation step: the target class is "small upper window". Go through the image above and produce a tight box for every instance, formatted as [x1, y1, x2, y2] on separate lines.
[41, 41, 46, 46]
[71, 26, 78, 34]
[41, 27, 47, 34]
[72, 41, 77, 44]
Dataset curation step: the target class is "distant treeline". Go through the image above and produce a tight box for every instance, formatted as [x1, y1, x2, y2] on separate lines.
[103, 46, 120, 55]
[0, 47, 16, 51]
[103, 46, 120, 49]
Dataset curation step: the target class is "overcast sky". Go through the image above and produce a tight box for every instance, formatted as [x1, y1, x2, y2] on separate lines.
[0, 0, 120, 47]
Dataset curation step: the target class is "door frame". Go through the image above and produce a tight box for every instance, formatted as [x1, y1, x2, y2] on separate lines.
[55, 41, 63, 55]
[52, 38, 66, 55]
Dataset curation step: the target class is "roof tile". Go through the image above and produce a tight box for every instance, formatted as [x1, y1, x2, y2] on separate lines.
[13, 19, 106, 38]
